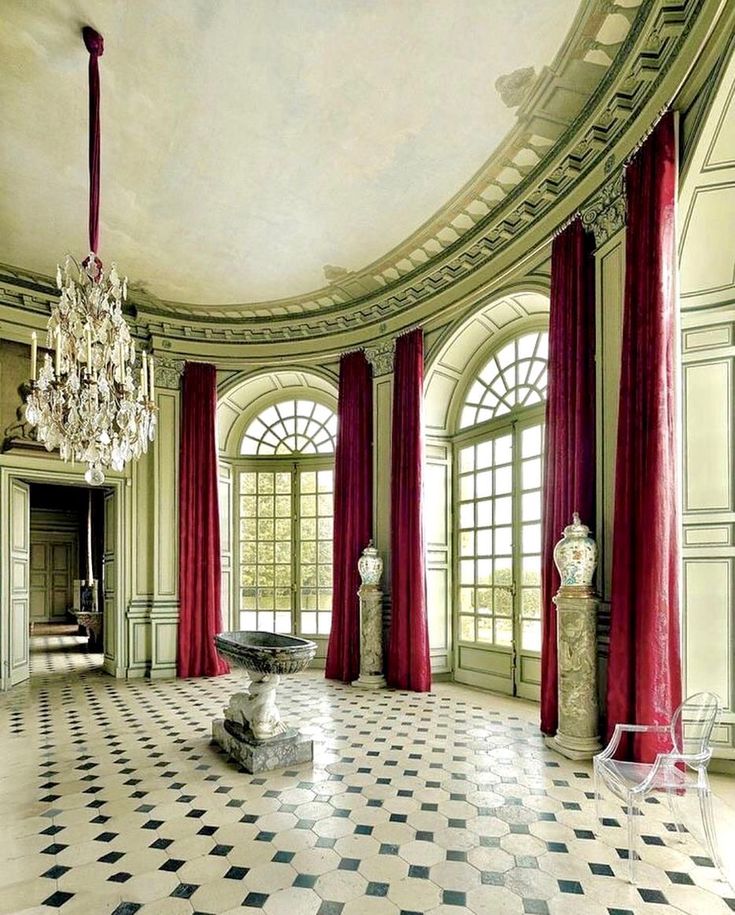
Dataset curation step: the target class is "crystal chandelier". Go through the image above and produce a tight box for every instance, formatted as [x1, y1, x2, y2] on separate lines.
[25, 27, 155, 485]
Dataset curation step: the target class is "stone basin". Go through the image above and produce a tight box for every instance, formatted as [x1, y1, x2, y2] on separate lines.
[214, 630, 316, 676]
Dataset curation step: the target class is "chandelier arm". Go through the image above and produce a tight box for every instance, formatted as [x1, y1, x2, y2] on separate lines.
[82, 27, 104, 259]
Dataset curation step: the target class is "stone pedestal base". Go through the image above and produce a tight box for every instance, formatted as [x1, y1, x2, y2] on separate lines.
[212, 719, 313, 773]
[352, 585, 386, 690]
[550, 591, 602, 762]
[545, 732, 602, 761]
[352, 672, 387, 690]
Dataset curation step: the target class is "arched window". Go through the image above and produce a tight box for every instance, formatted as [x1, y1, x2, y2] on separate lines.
[453, 328, 548, 700]
[236, 398, 337, 638]
[240, 399, 337, 455]
[459, 331, 548, 428]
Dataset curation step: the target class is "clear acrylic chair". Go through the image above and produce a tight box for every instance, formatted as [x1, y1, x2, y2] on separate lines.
[593, 692, 722, 884]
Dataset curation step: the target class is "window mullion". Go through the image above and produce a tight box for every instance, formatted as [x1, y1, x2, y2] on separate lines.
[292, 462, 300, 636]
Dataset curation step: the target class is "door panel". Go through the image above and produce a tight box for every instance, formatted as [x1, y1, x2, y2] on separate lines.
[103, 489, 115, 659]
[454, 419, 544, 700]
[9, 479, 30, 685]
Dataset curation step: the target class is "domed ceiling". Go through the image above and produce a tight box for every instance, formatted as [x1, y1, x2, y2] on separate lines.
[0, 0, 590, 308]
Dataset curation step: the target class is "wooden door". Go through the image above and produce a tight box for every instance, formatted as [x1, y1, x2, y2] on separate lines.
[9, 479, 30, 685]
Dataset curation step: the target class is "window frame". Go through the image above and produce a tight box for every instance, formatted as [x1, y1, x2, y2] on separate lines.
[233, 454, 334, 638]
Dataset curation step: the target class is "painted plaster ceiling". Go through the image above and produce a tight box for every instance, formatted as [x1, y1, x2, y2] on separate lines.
[0, 0, 583, 307]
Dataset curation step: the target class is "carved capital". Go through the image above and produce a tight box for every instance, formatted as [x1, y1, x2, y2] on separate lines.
[364, 339, 395, 377]
[154, 355, 185, 390]
[581, 172, 626, 248]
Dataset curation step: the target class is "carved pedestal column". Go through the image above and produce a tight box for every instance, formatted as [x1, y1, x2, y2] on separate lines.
[352, 540, 387, 689]
[546, 592, 602, 760]
[545, 514, 602, 760]
[352, 585, 387, 689]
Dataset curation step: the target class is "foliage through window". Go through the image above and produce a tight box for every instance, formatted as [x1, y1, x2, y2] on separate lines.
[241, 399, 337, 455]
[460, 331, 548, 429]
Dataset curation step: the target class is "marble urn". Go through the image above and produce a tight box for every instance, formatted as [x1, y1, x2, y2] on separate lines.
[357, 540, 383, 587]
[553, 512, 597, 595]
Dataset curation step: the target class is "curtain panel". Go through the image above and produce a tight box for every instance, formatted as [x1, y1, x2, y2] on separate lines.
[606, 111, 682, 762]
[325, 350, 374, 683]
[387, 329, 431, 692]
[177, 362, 229, 678]
[540, 219, 597, 735]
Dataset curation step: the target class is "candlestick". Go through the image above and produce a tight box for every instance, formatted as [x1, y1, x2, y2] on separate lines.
[86, 327, 93, 368]
[55, 328, 61, 375]
[31, 332, 37, 381]
[141, 352, 148, 397]
[148, 356, 155, 400]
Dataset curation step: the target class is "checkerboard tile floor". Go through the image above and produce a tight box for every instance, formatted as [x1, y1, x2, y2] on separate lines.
[1, 633, 734, 914]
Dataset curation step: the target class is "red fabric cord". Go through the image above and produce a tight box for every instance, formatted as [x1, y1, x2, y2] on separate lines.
[82, 26, 103, 256]
[178, 362, 229, 678]
[325, 351, 374, 683]
[540, 219, 597, 735]
[606, 112, 682, 762]
[387, 329, 431, 692]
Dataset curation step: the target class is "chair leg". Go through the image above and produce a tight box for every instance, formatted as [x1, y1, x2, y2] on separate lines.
[666, 788, 685, 844]
[594, 765, 602, 824]
[698, 787, 724, 873]
[627, 794, 638, 885]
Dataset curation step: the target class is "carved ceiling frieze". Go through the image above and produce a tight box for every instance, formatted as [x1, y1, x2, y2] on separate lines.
[0, 0, 720, 351]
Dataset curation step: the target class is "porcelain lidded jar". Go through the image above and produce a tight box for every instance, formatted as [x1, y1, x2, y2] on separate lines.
[553, 513, 597, 595]
[358, 540, 383, 588]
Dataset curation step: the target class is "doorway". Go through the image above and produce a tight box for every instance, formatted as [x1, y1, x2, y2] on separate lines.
[1, 470, 120, 689]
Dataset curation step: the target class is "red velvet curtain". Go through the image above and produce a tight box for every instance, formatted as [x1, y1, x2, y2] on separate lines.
[606, 112, 681, 762]
[540, 219, 597, 735]
[177, 362, 229, 678]
[387, 329, 431, 692]
[325, 350, 373, 683]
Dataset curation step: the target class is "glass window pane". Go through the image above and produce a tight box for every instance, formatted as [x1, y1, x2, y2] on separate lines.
[476, 559, 491, 586]
[301, 541, 316, 563]
[240, 473, 257, 494]
[476, 470, 492, 498]
[240, 566, 256, 587]
[301, 472, 316, 493]
[318, 493, 333, 516]
[275, 587, 291, 610]
[258, 588, 274, 609]
[317, 470, 333, 492]
[258, 519, 274, 540]
[275, 495, 291, 517]
[318, 613, 332, 635]
[460, 560, 474, 584]
[494, 496, 512, 526]
[476, 529, 492, 556]
[459, 588, 474, 613]
[495, 466, 512, 494]
[477, 617, 493, 643]
[318, 518, 332, 540]
[494, 587, 512, 616]
[257, 611, 275, 631]
[523, 523, 541, 555]
[476, 441, 493, 469]
[522, 555, 541, 586]
[494, 526, 512, 556]
[460, 447, 474, 472]
[477, 500, 492, 527]
[302, 588, 317, 610]
[460, 503, 474, 529]
[240, 611, 257, 630]
[301, 611, 317, 633]
[522, 491, 541, 522]
[460, 531, 475, 556]
[495, 617, 513, 646]
[522, 588, 541, 619]
[257, 495, 274, 517]
[258, 474, 274, 494]
[522, 458, 542, 490]
[275, 612, 291, 634]
[302, 566, 317, 587]
[276, 472, 291, 493]
[476, 588, 491, 614]
[460, 475, 474, 501]
[318, 589, 332, 611]
[522, 426, 542, 458]
[317, 566, 331, 586]
[460, 615, 475, 641]
[495, 435, 512, 465]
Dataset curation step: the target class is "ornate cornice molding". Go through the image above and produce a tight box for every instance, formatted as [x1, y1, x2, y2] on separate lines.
[581, 172, 626, 248]
[0, 0, 720, 352]
[364, 339, 396, 377]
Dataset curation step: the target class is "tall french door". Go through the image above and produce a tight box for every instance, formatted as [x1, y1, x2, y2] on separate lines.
[236, 461, 334, 637]
[454, 413, 544, 699]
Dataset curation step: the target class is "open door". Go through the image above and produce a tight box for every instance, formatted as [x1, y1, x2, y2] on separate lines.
[103, 488, 116, 662]
[9, 479, 31, 686]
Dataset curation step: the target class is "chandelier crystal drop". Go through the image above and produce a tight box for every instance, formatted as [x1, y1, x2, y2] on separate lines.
[25, 26, 156, 485]
[26, 256, 156, 485]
